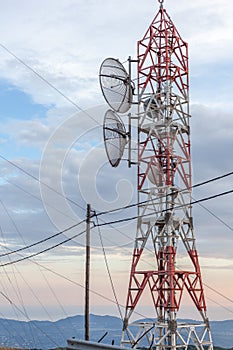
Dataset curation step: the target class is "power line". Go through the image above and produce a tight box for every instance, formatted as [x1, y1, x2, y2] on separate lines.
[1, 40, 232, 322]
[1, 243, 155, 323]
[95, 214, 134, 345]
[0, 219, 86, 258]
[194, 198, 233, 232]
[204, 283, 233, 304]
[96, 171, 233, 218]
[0, 227, 87, 267]
[0, 154, 85, 212]
[96, 189, 233, 227]
[0, 202, 82, 337]
[5, 177, 79, 224]
[1, 42, 231, 234]
[1, 154, 232, 264]
[0, 43, 101, 127]
[0, 290, 60, 347]
[192, 171, 233, 189]
[2, 220, 232, 320]
[96, 215, 124, 321]
[95, 215, 233, 309]
[34, 262, 154, 323]
[206, 296, 233, 315]
[1, 185, 231, 261]
[2, 152, 233, 229]
[0, 42, 232, 231]
[35, 260, 233, 319]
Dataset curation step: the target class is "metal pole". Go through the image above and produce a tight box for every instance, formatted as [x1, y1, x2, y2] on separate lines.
[85, 203, 91, 341]
[128, 113, 131, 168]
[128, 56, 131, 105]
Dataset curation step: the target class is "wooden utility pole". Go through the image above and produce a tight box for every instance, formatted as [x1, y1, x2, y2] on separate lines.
[85, 203, 91, 341]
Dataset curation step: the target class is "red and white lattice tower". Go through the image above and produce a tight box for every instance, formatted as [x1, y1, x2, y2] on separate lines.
[121, 1, 213, 349]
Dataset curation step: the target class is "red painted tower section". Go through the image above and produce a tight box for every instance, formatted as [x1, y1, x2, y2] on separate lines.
[121, 2, 213, 349]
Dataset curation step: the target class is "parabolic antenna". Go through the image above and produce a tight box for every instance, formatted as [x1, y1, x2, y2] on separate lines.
[103, 109, 127, 167]
[148, 164, 164, 186]
[99, 58, 133, 114]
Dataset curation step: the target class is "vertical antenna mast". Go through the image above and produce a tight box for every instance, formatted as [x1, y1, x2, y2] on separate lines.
[121, 1, 213, 348]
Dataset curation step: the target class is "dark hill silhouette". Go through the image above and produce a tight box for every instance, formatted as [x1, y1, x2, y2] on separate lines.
[0, 314, 232, 349]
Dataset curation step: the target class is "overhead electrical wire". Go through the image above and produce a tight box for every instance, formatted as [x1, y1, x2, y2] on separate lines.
[0, 187, 232, 261]
[1, 205, 232, 312]
[95, 215, 132, 344]
[196, 200, 233, 232]
[39, 266, 78, 335]
[0, 41, 231, 228]
[1, 145, 232, 310]
[0, 227, 88, 267]
[204, 283, 233, 305]
[95, 189, 233, 228]
[6, 177, 79, 224]
[0, 240, 156, 323]
[206, 296, 233, 315]
[1, 219, 232, 322]
[93, 214, 233, 308]
[1, 259, 68, 344]
[0, 41, 232, 239]
[1, 41, 232, 229]
[0, 202, 57, 343]
[0, 219, 86, 258]
[32, 258, 233, 319]
[0, 154, 85, 213]
[0, 42, 232, 320]
[96, 171, 233, 218]
[0, 201, 85, 337]
[2, 187, 231, 318]
[0, 43, 101, 127]
[1, 151, 233, 227]
[0, 228, 36, 346]
[0, 290, 60, 347]
[0, 208, 233, 317]
[95, 215, 124, 321]
[1, 168, 232, 304]
[0, 154, 232, 268]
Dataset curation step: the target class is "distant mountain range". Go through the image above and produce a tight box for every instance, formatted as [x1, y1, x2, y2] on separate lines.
[0, 314, 232, 349]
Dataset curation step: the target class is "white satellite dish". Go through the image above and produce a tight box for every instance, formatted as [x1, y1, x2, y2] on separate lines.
[103, 109, 128, 167]
[148, 163, 164, 186]
[99, 58, 133, 114]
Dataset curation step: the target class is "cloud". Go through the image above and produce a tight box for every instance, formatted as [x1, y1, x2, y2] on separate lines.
[0, 0, 231, 321]
[0, 0, 231, 110]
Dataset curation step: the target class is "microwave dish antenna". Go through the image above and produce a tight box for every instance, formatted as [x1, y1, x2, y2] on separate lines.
[99, 58, 133, 114]
[103, 109, 128, 167]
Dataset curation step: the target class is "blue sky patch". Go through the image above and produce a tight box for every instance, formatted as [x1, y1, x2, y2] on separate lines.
[0, 79, 48, 121]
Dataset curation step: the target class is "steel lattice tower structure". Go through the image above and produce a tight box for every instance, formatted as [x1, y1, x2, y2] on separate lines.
[121, 1, 213, 349]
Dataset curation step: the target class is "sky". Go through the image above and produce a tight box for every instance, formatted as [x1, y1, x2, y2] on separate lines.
[0, 0, 232, 332]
